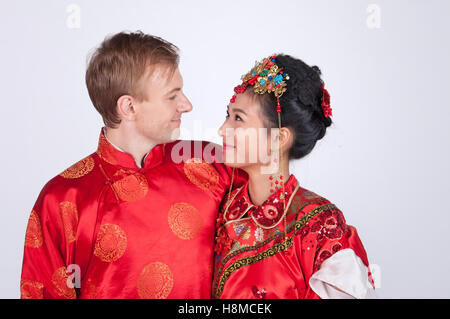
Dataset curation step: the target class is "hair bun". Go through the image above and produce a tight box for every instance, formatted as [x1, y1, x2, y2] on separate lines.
[311, 65, 322, 76]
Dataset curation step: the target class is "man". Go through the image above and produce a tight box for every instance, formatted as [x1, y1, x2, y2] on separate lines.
[20, 31, 245, 299]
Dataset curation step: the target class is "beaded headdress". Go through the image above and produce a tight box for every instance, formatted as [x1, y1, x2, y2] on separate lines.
[226, 54, 332, 241]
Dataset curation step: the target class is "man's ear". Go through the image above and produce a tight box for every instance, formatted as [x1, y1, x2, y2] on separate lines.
[116, 95, 136, 122]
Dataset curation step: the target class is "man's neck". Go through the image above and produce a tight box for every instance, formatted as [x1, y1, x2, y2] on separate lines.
[103, 126, 157, 168]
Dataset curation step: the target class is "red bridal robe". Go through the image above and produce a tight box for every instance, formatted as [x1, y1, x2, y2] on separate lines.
[213, 174, 376, 299]
[20, 129, 246, 299]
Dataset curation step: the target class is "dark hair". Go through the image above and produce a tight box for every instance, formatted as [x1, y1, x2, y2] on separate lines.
[86, 31, 179, 128]
[250, 54, 332, 159]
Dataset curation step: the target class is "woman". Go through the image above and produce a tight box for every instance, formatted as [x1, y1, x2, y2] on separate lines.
[213, 54, 376, 299]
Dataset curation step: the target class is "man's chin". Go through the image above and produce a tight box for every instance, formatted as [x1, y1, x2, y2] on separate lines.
[167, 128, 181, 142]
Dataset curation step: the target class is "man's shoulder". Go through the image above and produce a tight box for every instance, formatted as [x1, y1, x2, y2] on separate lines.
[39, 153, 101, 199]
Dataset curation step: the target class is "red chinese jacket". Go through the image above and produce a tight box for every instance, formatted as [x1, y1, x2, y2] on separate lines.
[20, 129, 246, 299]
[213, 174, 376, 299]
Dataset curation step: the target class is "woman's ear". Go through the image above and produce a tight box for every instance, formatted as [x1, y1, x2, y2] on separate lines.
[279, 127, 293, 154]
[268, 126, 292, 155]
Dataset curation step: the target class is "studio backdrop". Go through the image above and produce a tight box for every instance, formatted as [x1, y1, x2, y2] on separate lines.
[1, 0, 449, 298]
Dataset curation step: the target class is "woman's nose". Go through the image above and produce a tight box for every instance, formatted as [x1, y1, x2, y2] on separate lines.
[218, 124, 224, 137]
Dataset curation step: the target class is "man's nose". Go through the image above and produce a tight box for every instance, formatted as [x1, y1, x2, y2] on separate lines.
[179, 95, 193, 113]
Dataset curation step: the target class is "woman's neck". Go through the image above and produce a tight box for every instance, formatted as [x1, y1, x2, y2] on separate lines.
[245, 160, 290, 206]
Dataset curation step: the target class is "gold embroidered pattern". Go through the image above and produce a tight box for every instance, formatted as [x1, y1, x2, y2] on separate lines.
[97, 133, 118, 165]
[59, 156, 95, 179]
[20, 279, 44, 299]
[168, 202, 203, 240]
[213, 203, 336, 298]
[51, 267, 76, 299]
[81, 278, 98, 299]
[59, 201, 79, 243]
[24, 210, 43, 248]
[112, 170, 149, 202]
[94, 223, 127, 262]
[137, 262, 174, 299]
[183, 158, 219, 192]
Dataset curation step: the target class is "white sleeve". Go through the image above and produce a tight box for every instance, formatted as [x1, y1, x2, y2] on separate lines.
[309, 248, 377, 299]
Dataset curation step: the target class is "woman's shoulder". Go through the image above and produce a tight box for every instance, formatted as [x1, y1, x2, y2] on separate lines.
[288, 185, 335, 215]
[288, 185, 349, 229]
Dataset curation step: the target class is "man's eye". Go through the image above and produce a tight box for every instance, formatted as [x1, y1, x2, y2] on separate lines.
[169, 95, 177, 100]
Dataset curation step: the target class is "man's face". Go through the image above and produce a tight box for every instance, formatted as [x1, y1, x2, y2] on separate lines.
[133, 66, 192, 144]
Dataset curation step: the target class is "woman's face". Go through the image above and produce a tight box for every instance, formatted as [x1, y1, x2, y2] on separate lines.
[218, 91, 276, 170]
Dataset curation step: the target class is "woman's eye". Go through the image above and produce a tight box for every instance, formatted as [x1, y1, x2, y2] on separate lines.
[235, 115, 242, 121]
[169, 95, 177, 100]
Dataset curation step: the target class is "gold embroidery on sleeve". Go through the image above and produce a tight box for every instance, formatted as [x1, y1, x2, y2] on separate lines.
[59, 201, 79, 243]
[24, 210, 43, 248]
[20, 279, 44, 299]
[59, 156, 95, 179]
[51, 267, 77, 299]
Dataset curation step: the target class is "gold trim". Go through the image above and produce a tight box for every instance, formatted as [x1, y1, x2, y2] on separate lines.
[213, 203, 336, 299]
[251, 184, 300, 230]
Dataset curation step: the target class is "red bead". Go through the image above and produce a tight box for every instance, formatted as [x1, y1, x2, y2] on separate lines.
[269, 176, 273, 180]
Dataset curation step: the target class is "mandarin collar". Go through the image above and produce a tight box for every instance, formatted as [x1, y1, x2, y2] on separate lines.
[96, 128, 165, 170]
[224, 174, 299, 228]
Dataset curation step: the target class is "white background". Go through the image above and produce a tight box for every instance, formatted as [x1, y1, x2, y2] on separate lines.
[1, 0, 449, 298]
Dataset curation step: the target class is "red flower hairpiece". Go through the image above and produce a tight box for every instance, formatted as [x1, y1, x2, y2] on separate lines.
[321, 84, 332, 118]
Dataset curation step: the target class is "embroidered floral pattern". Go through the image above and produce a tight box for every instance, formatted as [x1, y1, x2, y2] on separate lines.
[252, 201, 284, 228]
[226, 196, 251, 220]
[252, 286, 267, 299]
[314, 242, 343, 270]
[213, 203, 337, 298]
[254, 227, 264, 242]
[310, 209, 347, 242]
